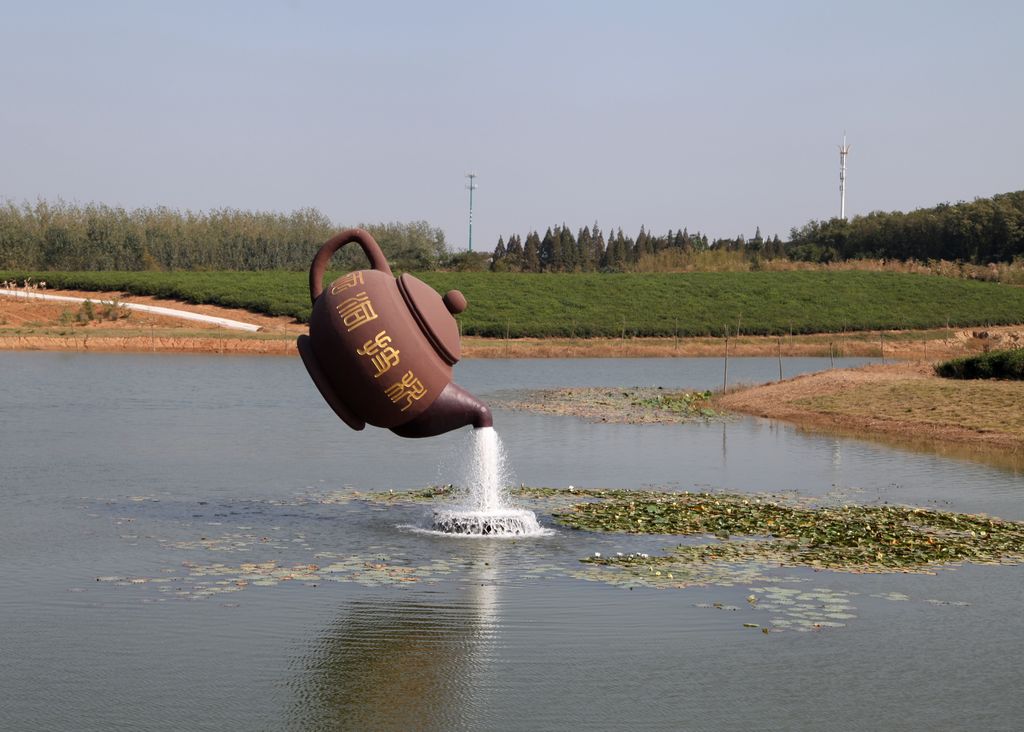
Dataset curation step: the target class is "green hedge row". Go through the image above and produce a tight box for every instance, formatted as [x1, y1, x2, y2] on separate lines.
[4, 270, 1024, 338]
[934, 349, 1024, 380]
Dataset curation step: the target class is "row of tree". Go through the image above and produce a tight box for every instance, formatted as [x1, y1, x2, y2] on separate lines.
[2, 190, 1022, 272]
[787, 191, 1024, 264]
[489, 191, 1024, 272]
[0, 201, 449, 272]
[488, 224, 787, 272]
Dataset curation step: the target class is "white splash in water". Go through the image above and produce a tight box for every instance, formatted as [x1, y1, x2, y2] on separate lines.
[432, 427, 547, 537]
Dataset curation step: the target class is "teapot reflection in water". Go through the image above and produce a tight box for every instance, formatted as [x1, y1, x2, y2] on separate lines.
[297, 228, 492, 438]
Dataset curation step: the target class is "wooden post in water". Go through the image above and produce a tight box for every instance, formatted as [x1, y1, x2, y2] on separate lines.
[880, 333, 884, 363]
[829, 341, 835, 368]
[723, 327, 730, 392]
[777, 336, 783, 380]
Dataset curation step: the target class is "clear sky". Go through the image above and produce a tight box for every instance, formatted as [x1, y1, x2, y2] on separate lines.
[2, 0, 1021, 250]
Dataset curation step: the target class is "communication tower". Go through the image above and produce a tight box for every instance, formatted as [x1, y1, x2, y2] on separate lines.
[466, 173, 478, 252]
[839, 134, 850, 220]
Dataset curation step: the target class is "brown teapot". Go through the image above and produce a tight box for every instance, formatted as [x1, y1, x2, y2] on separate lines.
[297, 228, 492, 438]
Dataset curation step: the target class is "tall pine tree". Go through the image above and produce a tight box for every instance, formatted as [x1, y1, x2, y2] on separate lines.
[523, 231, 541, 272]
[490, 235, 507, 271]
[576, 226, 593, 271]
[591, 222, 606, 269]
[539, 227, 560, 271]
[505, 234, 524, 270]
[559, 224, 577, 271]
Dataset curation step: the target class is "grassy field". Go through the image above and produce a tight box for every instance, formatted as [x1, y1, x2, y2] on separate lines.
[3, 270, 1023, 337]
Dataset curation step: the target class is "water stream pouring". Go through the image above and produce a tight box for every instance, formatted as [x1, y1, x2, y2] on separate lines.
[298, 228, 492, 438]
[431, 427, 544, 536]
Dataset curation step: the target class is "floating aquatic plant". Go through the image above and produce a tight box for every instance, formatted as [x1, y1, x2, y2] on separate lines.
[92, 555, 464, 601]
[494, 387, 726, 424]
[568, 550, 787, 590]
[364, 485, 459, 503]
[82, 487, 1015, 637]
[740, 586, 859, 632]
[555, 491, 1024, 572]
[629, 390, 717, 418]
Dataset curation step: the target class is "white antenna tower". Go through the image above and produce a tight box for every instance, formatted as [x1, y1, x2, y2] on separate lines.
[839, 133, 850, 221]
[465, 173, 478, 252]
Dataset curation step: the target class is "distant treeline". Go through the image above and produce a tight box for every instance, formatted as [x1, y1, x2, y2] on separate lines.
[786, 190, 1024, 264]
[0, 201, 448, 272]
[488, 225, 782, 272]
[489, 191, 1024, 272]
[2, 190, 1022, 273]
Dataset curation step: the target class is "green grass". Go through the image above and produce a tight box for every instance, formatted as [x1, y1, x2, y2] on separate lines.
[935, 348, 1024, 380]
[4, 270, 1023, 337]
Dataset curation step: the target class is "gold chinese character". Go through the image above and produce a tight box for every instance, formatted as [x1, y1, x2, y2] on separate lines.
[330, 271, 365, 295]
[335, 291, 378, 332]
[356, 330, 401, 378]
[384, 370, 428, 412]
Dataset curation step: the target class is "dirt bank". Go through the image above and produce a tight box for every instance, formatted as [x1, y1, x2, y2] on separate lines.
[461, 331, 1008, 360]
[717, 361, 1024, 454]
[0, 289, 302, 355]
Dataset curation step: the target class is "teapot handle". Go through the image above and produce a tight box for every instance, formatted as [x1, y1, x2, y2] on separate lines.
[309, 228, 393, 303]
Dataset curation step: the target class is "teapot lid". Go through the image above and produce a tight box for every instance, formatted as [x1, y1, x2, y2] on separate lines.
[397, 274, 462, 366]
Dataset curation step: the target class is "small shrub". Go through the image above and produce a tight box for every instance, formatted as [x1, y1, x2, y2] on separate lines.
[101, 298, 129, 320]
[77, 299, 96, 323]
[935, 348, 1024, 380]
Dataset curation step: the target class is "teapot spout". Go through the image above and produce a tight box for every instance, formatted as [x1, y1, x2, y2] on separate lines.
[390, 382, 493, 438]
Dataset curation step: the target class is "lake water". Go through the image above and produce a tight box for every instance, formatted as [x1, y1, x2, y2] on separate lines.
[2, 352, 1022, 731]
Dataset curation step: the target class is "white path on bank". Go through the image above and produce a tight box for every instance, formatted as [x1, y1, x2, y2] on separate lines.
[0, 289, 262, 332]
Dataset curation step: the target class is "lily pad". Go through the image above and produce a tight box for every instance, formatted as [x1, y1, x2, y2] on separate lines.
[553, 490, 1024, 572]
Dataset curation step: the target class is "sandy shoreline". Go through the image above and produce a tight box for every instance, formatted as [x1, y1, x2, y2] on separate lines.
[717, 361, 1024, 457]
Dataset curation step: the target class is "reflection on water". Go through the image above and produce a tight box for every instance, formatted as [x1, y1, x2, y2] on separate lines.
[456, 356, 882, 394]
[290, 599, 488, 731]
[787, 419, 1024, 474]
[289, 544, 501, 732]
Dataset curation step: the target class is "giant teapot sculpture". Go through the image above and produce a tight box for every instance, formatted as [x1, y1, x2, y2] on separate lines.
[297, 228, 492, 438]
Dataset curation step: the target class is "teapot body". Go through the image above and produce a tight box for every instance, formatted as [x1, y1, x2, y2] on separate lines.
[299, 228, 490, 437]
[307, 266, 451, 428]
